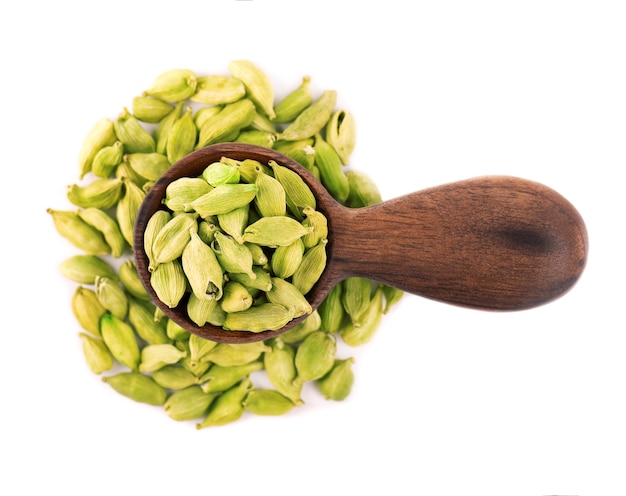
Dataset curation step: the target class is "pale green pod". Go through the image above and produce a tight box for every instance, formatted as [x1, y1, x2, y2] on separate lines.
[187, 292, 226, 327]
[91, 141, 124, 178]
[249, 112, 278, 133]
[227, 266, 272, 292]
[220, 281, 253, 313]
[72, 286, 106, 336]
[125, 152, 171, 182]
[181, 352, 211, 378]
[264, 338, 303, 404]
[341, 277, 372, 324]
[313, 134, 349, 203]
[271, 239, 304, 279]
[245, 243, 269, 266]
[166, 318, 190, 341]
[191, 75, 246, 105]
[203, 342, 269, 367]
[254, 169, 286, 217]
[156, 101, 184, 155]
[228, 60, 275, 119]
[114, 107, 155, 154]
[139, 344, 187, 372]
[217, 204, 249, 243]
[143, 209, 171, 272]
[66, 178, 124, 210]
[186, 183, 258, 218]
[301, 207, 328, 249]
[150, 259, 186, 309]
[115, 159, 148, 189]
[165, 385, 217, 421]
[279, 90, 337, 141]
[77, 207, 126, 258]
[95, 276, 128, 320]
[132, 94, 174, 123]
[242, 217, 310, 247]
[151, 212, 198, 265]
[79, 333, 114, 375]
[212, 232, 255, 279]
[223, 303, 293, 332]
[244, 389, 296, 416]
[102, 372, 167, 406]
[100, 312, 140, 371]
[268, 160, 316, 220]
[273, 75, 312, 123]
[317, 358, 355, 401]
[145, 68, 197, 102]
[279, 309, 322, 344]
[199, 361, 263, 394]
[59, 255, 117, 284]
[127, 298, 170, 345]
[47, 209, 111, 255]
[163, 177, 212, 212]
[267, 277, 312, 319]
[202, 160, 240, 186]
[78, 117, 117, 179]
[325, 110, 356, 165]
[167, 107, 197, 164]
[194, 105, 223, 129]
[339, 286, 384, 346]
[182, 230, 224, 300]
[318, 283, 345, 334]
[196, 378, 252, 429]
[198, 221, 221, 245]
[274, 139, 315, 170]
[382, 285, 404, 314]
[119, 260, 151, 301]
[235, 158, 271, 183]
[188, 333, 219, 365]
[235, 129, 276, 148]
[294, 331, 337, 382]
[152, 365, 198, 390]
[196, 98, 256, 149]
[291, 238, 328, 295]
[345, 170, 383, 208]
[116, 178, 146, 245]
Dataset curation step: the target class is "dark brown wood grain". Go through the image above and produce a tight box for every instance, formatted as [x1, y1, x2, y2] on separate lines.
[134, 143, 588, 344]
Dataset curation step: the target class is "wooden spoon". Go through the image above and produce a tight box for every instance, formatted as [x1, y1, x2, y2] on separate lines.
[134, 143, 588, 344]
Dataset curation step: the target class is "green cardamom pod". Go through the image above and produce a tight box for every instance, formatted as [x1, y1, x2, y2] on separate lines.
[132, 94, 174, 123]
[143, 209, 171, 272]
[271, 239, 304, 279]
[301, 207, 328, 249]
[77, 207, 126, 258]
[78, 117, 117, 179]
[119, 260, 151, 301]
[145, 68, 197, 103]
[294, 331, 337, 382]
[274, 139, 316, 170]
[187, 291, 223, 326]
[212, 231, 255, 280]
[316, 358, 355, 401]
[127, 298, 170, 345]
[291, 238, 328, 295]
[102, 372, 167, 406]
[187, 183, 258, 218]
[152, 364, 197, 390]
[116, 178, 146, 245]
[166, 107, 197, 164]
[47, 208, 111, 255]
[166, 318, 190, 341]
[279, 309, 322, 344]
[191, 75, 246, 105]
[217, 205, 249, 244]
[242, 216, 310, 247]
[196, 378, 252, 429]
[227, 266, 272, 292]
[220, 281, 253, 313]
[79, 332, 114, 375]
[125, 152, 171, 182]
[264, 338, 303, 404]
[163, 177, 212, 213]
[91, 141, 124, 178]
[318, 283, 346, 334]
[196, 98, 256, 149]
[325, 109, 356, 165]
[151, 213, 198, 265]
[382, 285, 404, 314]
[341, 277, 372, 325]
[59, 254, 117, 284]
[228, 60, 275, 119]
[164, 385, 217, 421]
[339, 286, 384, 346]
[150, 259, 186, 309]
[268, 160, 316, 220]
[66, 177, 124, 210]
[182, 230, 224, 300]
[266, 277, 312, 319]
[244, 389, 296, 416]
[95, 276, 128, 320]
[223, 303, 293, 332]
[114, 107, 156, 154]
[235, 129, 276, 148]
[72, 286, 106, 336]
[245, 243, 269, 266]
[99, 312, 140, 370]
[203, 342, 270, 367]
[201, 160, 240, 186]
[313, 134, 349, 203]
[199, 361, 263, 394]
[279, 90, 336, 141]
[139, 343, 187, 372]
[115, 159, 149, 189]
[345, 170, 383, 207]
[193, 105, 223, 129]
[273, 75, 312, 123]
[254, 169, 286, 217]
[188, 333, 218, 366]
[156, 101, 184, 154]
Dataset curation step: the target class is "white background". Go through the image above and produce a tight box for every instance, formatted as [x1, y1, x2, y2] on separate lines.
[1, 1, 624, 495]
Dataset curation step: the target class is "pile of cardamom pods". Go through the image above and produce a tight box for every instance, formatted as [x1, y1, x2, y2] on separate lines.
[49, 61, 403, 429]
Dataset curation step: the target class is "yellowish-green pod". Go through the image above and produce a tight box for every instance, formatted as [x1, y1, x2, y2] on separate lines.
[119, 260, 151, 301]
[316, 358, 355, 401]
[145, 68, 197, 103]
[72, 286, 106, 336]
[202, 342, 269, 367]
[273, 75, 312, 123]
[132, 95, 174, 123]
[301, 207, 328, 249]
[182, 230, 224, 300]
[254, 169, 286, 217]
[244, 389, 296, 416]
[67, 178, 124, 210]
[279, 309, 322, 344]
[187, 183, 258, 218]
[47, 209, 111, 255]
[325, 109, 356, 165]
[125, 152, 171, 182]
[91, 141, 124, 178]
[114, 107, 155, 154]
[268, 160, 316, 220]
[143, 210, 171, 272]
[242, 216, 309, 247]
[127, 298, 170, 345]
[264, 338, 303, 404]
[152, 365, 197, 390]
[196, 378, 252, 429]
[220, 281, 253, 313]
[271, 238, 304, 279]
[156, 101, 184, 155]
[317, 283, 345, 334]
[77, 207, 126, 258]
[228, 60, 275, 119]
[266, 277, 312, 319]
[212, 231, 255, 280]
[151, 213, 198, 265]
[217, 205, 249, 243]
[102, 372, 167, 406]
[116, 178, 146, 245]
[279, 90, 336, 141]
[291, 238, 328, 295]
[202, 160, 240, 186]
[150, 259, 186, 309]
[79, 332, 114, 375]
[167, 107, 197, 164]
[164, 177, 212, 213]
[188, 333, 218, 365]
[187, 292, 226, 327]
[165, 385, 217, 421]
[95, 276, 128, 320]
[59, 255, 117, 284]
[99, 312, 140, 371]
[223, 303, 293, 332]
[340, 277, 372, 325]
[339, 286, 385, 346]
[313, 134, 349, 203]
[199, 361, 264, 394]
[345, 170, 383, 208]
[139, 344, 187, 373]
[78, 117, 117, 179]
[191, 75, 246, 105]
[196, 98, 256, 149]
[294, 331, 337, 382]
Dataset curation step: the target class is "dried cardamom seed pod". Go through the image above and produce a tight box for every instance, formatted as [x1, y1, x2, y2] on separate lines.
[301, 207, 328, 249]
[59, 255, 117, 284]
[119, 260, 150, 301]
[341, 277, 372, 325]
[164, 385, 217, 421]
[115, 159, 149, 189]
[79, 332, 114, 375]
[212, 231, 255, 280]
[220, 281, 254, 313]
[264, 338, 303, 404]
[316, 358, 355, 401]
[274, 139, 315, 170]
[273, 75, 312, 123]
[199, 361, 263, 394]
[150, 259, 186, 309]
[228, 60, 275, 119]
[245, 243, 269, 266]
[156, 101, 184, 154]
[132, 94, 174, 123]
[116, 178, 146, 245]
[235, 129, 276, 148]
[143, 209, 171, 272]
[294, 331, 337, 382]
[325, 109, 356, 165]
[125, 152, 171, 182]
[382, 285, 404, 314]
[187, 292, 225, 327]
[166, 318, 189, 341]
[279, 90, 337, 141]
[127, 298, 170, 345]
[313, 134, 349, 203]
[291, 238, 328, 295]
[47, 208, 111, 255]
[254, 169, 286, 217]
[244, 389, 296, 416]
[66, 177, 124, 210]
[95, 276, 128, 320]
[152, 364, 197, 390]
[114, 107, 156, 154]
[242, 216, 310, 247]
[99, 312, 140, 371]
[151, 213, 198, 265]
[186, 183, 258, 218]
[182, 230, 224, 300]
[194, 105, 223, 129]
[91, 141, 124, 178]
[78, 117, 117, 179]
[145, 68, 197, 103]
[77, 207, 126, 258]
[268, 160, 316, 220]
[203, 342, 270, 367]
[279, 309, 322, 344]
[188, 333, 218, 365]
[223, 303, 293, 332]
[201, 160, 240, 186]
[345, 170, 383, 208]
[227, 266, 272, 292]
[72, 286, 106, 336]
[166, 107, 197, 164]
[271, 239, 304, 279]
[163, 177, 212, 213]
[266, 277, 312, 319]
[102, 372, 167, 406]
[191, 75, 246, 105]
[318, 283, 346, 334]
[196, 98, 256, 149]
[139, 344, 187, 373]
[339, 286, 384, 346]
[196, 377, 252, 429]
[217, 205, 249, 243]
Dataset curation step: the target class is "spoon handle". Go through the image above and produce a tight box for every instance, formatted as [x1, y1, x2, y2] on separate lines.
[329, 176, 588, 310]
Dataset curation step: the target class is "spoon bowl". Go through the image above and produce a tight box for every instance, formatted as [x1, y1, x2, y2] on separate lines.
[134, 143, 588, 344]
